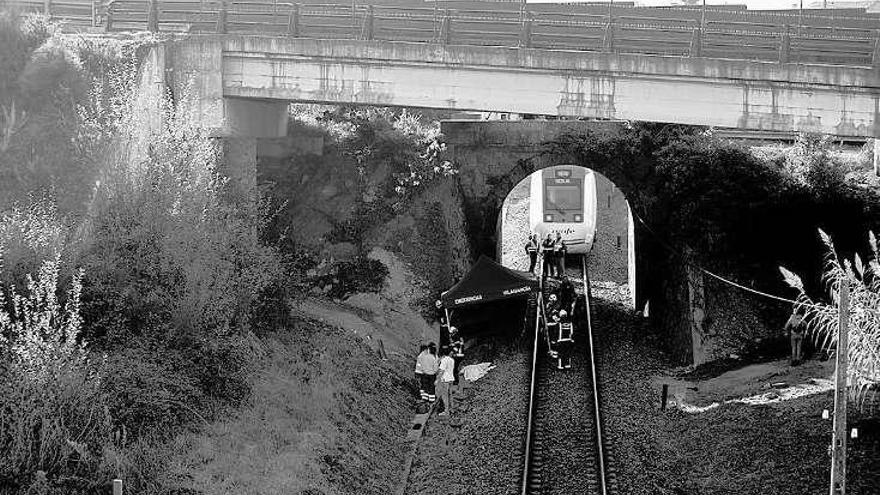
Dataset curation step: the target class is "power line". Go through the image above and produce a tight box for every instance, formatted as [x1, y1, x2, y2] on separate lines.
[628, 209, 843, 312]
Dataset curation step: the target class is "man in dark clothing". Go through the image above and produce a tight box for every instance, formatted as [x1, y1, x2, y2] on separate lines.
[558, 277, 576, 315]
[525, 234, 539, 273]
[785, 308, 806, 365]
[554, 233, 567, 277]
[541, 234, 555, 279]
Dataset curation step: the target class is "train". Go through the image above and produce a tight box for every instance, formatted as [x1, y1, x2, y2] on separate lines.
[528, 165, 597, 255]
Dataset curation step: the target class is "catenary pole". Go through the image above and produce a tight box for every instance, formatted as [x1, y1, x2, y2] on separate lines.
[829, 280, 850, 495]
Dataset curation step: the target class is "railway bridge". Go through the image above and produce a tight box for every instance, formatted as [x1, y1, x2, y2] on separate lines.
[136, 32, 880, 186]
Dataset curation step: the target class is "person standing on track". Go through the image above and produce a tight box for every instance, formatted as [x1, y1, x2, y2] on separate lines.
[555, 310, 575, 370]
[418, 342, 439, 402]
[541, 233, 555, 279]
[554, 232, 567, 276]
[436, 346, 456, 416]
[525, 234, 539, 273]
[558, 277, 576, 315]
[546, 305, 560, 359]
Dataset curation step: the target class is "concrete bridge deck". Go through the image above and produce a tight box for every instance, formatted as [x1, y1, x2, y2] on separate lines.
[163, 35, 880, 138]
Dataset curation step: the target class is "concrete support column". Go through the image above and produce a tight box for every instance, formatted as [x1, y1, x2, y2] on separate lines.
[220, 137, 258, 200]
[687, 263, 707, 366]
[874, 138, 879, 177]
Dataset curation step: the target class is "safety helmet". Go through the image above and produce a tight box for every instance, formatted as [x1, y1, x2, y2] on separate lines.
[559, 310, 568, 318]
[435, 300, 442, 308]
[449, 326, 458, 334]
[549, 294, 557, 302]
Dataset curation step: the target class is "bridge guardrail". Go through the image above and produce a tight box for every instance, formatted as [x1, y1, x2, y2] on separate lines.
[5, 0, 880, 67]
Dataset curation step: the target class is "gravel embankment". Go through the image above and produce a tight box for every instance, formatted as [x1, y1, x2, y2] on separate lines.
[405, 347, 530, 495]
[592, 291, 880, 495]
[536, 339, 599, 495]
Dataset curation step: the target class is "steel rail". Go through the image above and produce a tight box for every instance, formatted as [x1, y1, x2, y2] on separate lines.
[582, 254, 608, 495]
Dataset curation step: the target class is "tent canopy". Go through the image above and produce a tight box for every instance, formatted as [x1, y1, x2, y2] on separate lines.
[440, 255, 539, 309]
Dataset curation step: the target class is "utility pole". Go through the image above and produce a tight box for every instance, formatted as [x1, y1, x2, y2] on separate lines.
[829, 280, 850, 495]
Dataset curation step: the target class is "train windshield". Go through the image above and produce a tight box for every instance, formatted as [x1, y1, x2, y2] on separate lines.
[545, 184, 582, 211]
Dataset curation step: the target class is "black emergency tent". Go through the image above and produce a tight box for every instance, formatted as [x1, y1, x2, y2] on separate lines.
[440, 255, 538, 309]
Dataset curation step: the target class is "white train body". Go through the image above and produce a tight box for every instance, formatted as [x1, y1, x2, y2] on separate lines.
[529, 165, 597, 255]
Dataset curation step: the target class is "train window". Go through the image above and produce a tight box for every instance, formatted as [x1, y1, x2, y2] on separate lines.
[545, 184, 582, 210]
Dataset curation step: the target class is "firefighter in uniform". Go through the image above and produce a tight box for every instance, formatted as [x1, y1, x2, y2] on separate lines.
[555, 310, 575, 370]
[546, 307, 560, 359]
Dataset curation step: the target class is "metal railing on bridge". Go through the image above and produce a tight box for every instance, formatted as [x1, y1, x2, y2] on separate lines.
[5, 0, 880, 67]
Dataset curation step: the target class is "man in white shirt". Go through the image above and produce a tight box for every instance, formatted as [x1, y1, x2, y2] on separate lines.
[418, 343, 439, 402]
[436, 346, 456, 416]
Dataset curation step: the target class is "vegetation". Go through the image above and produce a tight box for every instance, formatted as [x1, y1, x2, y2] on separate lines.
[0, 12, 286, 494]
[781, 230, 880, 410]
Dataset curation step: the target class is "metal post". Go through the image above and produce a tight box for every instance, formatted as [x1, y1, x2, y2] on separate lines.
[602, 17, 614, 52]
[287, 3, 300, 37]
[112, 479, 122, 495]
[43, 0, 51, 15]
[872, 31, 880, 68]
[689, 26, 702, 57]
[701, 0, 706, 30]
[519, 13, 532, 48]
[442, 9, 451, 45]
[364, 5, 374, 40]
[216, 0, 228, 34]
[147, 0, 159, 32]
[829, 280, 850, 495]
[779, 25, 791, 64]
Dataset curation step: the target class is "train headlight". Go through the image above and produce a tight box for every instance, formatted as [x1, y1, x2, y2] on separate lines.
[544, 214, 553, 222]
[574, 214, 582, 222]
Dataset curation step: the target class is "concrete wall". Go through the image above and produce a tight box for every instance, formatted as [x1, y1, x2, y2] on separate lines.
[210, 35, 880, 137]
[591, 172, 631, 284]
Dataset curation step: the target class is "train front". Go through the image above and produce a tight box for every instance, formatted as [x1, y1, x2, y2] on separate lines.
[529, 165, 597, 255]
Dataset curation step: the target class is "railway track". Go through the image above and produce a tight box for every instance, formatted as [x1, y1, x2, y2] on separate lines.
[521, 255, 612, 495]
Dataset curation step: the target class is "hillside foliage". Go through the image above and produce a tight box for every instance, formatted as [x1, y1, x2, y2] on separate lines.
[781, 230, 880, 410]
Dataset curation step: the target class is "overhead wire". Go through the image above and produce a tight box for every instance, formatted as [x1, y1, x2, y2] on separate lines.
[628, 208, 849, 313]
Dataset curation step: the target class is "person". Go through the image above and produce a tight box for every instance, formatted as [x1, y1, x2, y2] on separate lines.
[558, 277, 576, 315]
[541, 233, 555, 278]
[785, 307, 806, 366]
[418, 342, 439, 401]
[546, 293, 560, 317]
[554, 232, 567, 277]
[546, 306, 560, 358]
[415, 344, 428, 400]
[556, 310, 575, 370]
[525, 234, 539, 273]
[435, 299, 450, 347]
[436, 346, 456, 416]
[449, 326, 465, 387]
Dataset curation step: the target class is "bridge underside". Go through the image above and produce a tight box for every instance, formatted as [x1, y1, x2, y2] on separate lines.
[172, 35, 880, 138]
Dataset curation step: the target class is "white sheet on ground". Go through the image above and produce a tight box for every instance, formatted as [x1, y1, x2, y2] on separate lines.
[461, 362, 496, 382]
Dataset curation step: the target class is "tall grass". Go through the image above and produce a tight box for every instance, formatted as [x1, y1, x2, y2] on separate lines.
[780, 229, 880, 411]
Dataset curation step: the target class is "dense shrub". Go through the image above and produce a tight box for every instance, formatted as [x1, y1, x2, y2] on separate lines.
[0, 255, 112, 490]
[315, 256, 389, 299]
[75, 89, 282, 417]
[781, 230, 880, 411]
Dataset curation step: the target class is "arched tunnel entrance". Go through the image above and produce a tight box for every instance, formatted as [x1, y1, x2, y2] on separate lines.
[496, 166, 637, 309]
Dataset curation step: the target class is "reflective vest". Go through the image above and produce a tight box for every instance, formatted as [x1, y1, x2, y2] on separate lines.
[557, 322, 574, 343]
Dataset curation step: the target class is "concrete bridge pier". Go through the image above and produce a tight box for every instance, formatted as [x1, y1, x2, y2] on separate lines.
[147, 41, 289, 198]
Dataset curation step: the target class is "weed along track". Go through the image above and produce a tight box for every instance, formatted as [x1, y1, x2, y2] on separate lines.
[522, 258, 612, 495]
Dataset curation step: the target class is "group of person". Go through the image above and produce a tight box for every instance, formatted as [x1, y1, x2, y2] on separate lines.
[525, 232, 568, 278]
[544, 279, 578, 370]
[413, 300, 466, 416]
